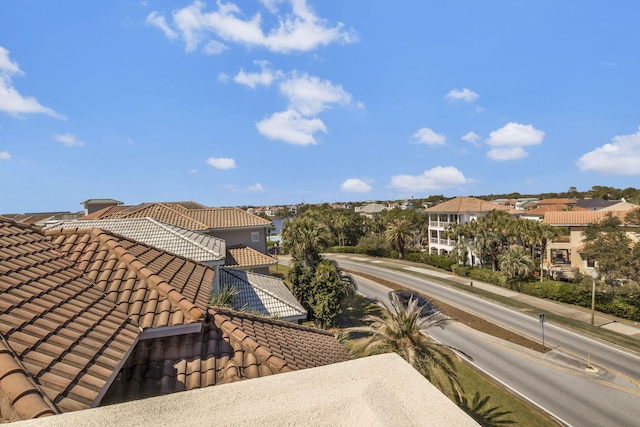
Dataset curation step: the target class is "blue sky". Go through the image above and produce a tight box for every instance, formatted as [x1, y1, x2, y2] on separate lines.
[2, 1, 640, 213]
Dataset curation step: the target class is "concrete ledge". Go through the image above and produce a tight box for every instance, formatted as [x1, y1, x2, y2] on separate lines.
[14, 353, 477, 427]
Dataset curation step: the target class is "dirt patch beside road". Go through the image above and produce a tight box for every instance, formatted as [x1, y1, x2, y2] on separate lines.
[344, 269, 548, 353]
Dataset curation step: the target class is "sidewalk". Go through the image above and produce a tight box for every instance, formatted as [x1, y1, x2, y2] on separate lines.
[329, 254, 640, 339]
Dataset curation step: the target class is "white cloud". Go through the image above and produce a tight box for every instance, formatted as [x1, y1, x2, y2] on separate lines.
[148, 0, 355, 54]
[54, 133, 84, 147]
[412, 128, 446, 145]
[0, 47, 23, 75]
[487, 146, 528, 161]
[217, 72, 230, 83]
[0, 151, 10, 160]
[462, 131, 481, 146]
[256, 109, 326, 145]
[203, 39, 228, 55]
[0, 46, 63, 119]
[389, 166, 470, 192]
[445, 88, 479, 102]
[255, 72, 353, 145]
[146, 11, 179, 40]
[485, 122, 544, 161]
[340, 178, 372, 193]
[223, 182, 265, 192]
[280, 73, 351, 116]
[188, 168, 198, 174]
[234, 60, 282, 88]
[576, 128, 640, 175]
[206, 156, 237, 169]
[247, 183, 265, 191]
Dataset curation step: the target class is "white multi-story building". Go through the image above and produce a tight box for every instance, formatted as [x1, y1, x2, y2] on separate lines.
[424, 196, 512, 264]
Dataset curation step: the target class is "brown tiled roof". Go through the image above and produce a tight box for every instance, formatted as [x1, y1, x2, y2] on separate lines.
[80, 205, 132, 220]
[543, 210, 630, 225]
[44, 227, 209, 328]
[102, 202, 272, 231]
[102, 308, 350, 405]
[537, 198, 578, 205]
[423, 196, 511, 213]
[0, 338, 58, 421]
[0, 218, 140, 417]
[1, 217, 349, 421]
[226, 245, 278, 268]
[524, 204, 588, 215]
[14, 214, 54, 225]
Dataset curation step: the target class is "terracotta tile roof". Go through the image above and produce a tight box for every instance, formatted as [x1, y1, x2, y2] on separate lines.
[47, 218, 225, 263]
[102, 202, 272, 231]
[210, 308, 350, 370]
[44, 228, 209, 328]
[13, 214, 55, 225]
[0, 338, 58, 421]
[226, 245, 278, 268]
[219, 268, 307, 320]
[102, 309, 350, 405]
[0, 218, 140, 417]
[524, 204, 588, 215]
[80, 205, 131, 220]
[1, 216, 349, 421]
[423, 196, 511, 213]
[543, 210, 630, 225]
[537, 198, 578, 205]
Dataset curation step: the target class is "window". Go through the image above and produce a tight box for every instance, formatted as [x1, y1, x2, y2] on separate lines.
[251, 231, 260, 243]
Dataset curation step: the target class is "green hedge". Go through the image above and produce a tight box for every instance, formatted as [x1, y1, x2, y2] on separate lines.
[452, 266, 640, 321]
[405, 252, 456, 271]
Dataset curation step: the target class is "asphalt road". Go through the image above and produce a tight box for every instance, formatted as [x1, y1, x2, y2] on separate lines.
[326, 255, 640, 427]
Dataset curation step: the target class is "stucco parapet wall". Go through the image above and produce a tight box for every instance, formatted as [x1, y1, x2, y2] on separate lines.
[12, 353, 478, 427]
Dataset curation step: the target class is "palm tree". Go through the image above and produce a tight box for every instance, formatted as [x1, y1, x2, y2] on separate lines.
[385, 217, 415, 259]
[281, 217, 329, 268]
[498, 246, 534, 289]
[348, 293, 463, 398]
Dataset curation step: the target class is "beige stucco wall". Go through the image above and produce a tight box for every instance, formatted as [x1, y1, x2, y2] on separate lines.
[13, 353, 478, 427]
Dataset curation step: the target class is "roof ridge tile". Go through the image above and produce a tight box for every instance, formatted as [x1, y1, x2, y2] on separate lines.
[91, 229, 205, 323]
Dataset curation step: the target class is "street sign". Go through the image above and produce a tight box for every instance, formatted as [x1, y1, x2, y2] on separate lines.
[539, 313, 545, 324]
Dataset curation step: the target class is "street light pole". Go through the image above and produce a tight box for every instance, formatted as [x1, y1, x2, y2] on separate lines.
[591, 271, 598, 326]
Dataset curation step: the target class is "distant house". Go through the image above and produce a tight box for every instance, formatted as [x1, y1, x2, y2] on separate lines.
[45, 217, 300, 320]
[519, 204, 587, 221]
[86, 201, 276, 274]
[0, 216, 348, 422]
[575, 198, 622, 211]
[424, 196, 512, 264]
[80, 198, 123, 215]
[355, 203, 388, 218]
[543, 210, 639, 279]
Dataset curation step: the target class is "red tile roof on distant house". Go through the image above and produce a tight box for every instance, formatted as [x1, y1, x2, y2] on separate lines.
[80, 204, 132, 220]
[100, 202, 272, 231]
[543, 210, 630, 225]
[524, 204, 587, 216]
[536, 198, 578, 205]
[423, 196, 511, 213]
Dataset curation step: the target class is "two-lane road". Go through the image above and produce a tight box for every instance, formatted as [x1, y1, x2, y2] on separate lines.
[328, 256, 640, 427]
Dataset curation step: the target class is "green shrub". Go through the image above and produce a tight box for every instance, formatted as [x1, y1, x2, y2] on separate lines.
[405, 252, 456, 271]
[468, 268, 507, 287]
[452, 265, 472, 277]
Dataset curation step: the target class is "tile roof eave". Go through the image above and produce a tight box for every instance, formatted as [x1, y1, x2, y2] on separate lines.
[0, 338, 59, 420]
